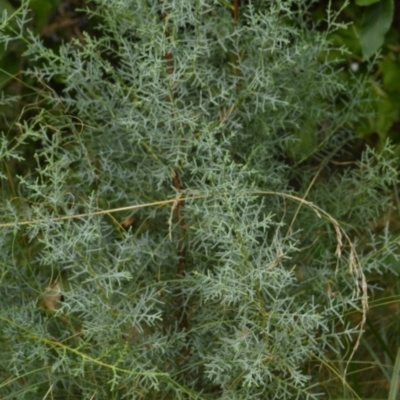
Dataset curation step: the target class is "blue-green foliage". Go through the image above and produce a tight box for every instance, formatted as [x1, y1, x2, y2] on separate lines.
[0, 0, 398, 398]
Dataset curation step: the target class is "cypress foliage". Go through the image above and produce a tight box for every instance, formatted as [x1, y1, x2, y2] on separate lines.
[0, 1, 398, 398]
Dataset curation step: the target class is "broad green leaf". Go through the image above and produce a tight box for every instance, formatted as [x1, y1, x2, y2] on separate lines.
[356, 0, 380, 5]
[379, 57, 400, 92]
[358, 0, 394, 59]
[375, 90, 400, 139]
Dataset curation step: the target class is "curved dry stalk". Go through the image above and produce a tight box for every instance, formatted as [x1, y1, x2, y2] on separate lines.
[252, 190, 368, 378]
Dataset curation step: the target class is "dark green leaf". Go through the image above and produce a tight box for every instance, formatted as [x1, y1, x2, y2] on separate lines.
[379, 57, 400, 92]
[358, 0, 394, 59]
[356, 0, 381, 5]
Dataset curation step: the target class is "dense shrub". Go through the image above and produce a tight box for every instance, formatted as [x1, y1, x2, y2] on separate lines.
[0, 1, 398, 398]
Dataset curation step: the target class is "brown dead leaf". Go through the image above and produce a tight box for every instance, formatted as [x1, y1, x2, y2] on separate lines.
[120, 214, 136, 230]
[39, 282, 63, 312]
